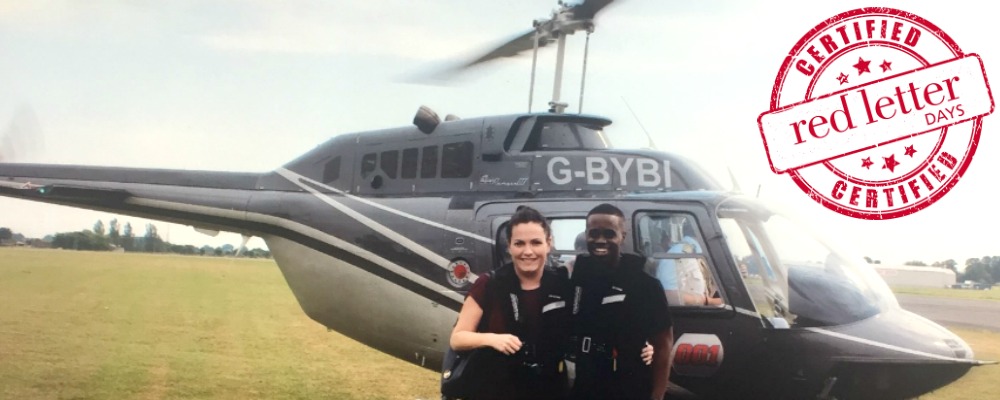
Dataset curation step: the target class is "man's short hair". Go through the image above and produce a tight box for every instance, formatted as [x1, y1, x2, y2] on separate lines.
[587, 203, 624, 219]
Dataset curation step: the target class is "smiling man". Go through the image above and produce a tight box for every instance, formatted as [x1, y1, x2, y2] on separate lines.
[566, 203, 674, 400]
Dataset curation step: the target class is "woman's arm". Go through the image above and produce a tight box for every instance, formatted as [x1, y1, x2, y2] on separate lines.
[450, 296, 522, 355]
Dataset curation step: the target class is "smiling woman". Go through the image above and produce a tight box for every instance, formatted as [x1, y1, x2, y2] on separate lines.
[447, 206, 571, 400]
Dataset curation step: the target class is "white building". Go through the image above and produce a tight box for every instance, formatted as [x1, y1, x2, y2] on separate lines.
[874, 264, 956, 288]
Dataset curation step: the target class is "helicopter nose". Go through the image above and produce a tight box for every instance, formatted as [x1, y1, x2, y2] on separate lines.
[819, 307, 976, 360]
[810, 307, 987, 399]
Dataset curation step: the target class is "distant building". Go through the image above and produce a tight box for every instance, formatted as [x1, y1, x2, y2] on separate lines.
[874, 264, 956, 288]
[28, 239, 52, 249]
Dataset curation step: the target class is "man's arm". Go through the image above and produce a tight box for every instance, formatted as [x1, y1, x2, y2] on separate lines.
[650, 326, 674, 400]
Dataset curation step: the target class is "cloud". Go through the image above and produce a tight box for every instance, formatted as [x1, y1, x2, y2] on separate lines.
[194, 1, 546, 60]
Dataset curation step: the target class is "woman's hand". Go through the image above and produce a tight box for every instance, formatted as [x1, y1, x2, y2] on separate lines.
[641, 341, 654, 365]
[488, 333, 523, 355]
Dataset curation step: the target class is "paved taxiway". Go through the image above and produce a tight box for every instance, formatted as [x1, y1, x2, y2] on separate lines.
[896, 293, 1000, 332]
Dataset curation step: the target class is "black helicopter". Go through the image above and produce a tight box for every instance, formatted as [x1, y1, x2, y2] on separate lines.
[0, 1, 990, 399]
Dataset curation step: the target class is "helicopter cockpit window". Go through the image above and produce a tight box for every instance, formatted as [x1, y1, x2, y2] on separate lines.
[718, 203, 896, 328]
[523, 121, 612, 151]
[441, 141, 473, 178]
[718, 218, 786, 324]
[323, 156, 341, 183]
[636, 213, 723, 307]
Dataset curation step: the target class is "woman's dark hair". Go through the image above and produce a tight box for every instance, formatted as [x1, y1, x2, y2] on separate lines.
[506, 206, 552, 241]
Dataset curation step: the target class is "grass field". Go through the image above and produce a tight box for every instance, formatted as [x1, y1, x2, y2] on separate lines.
[1, 248, 996, 399]
[893, 286, 1000, 301]
[922, 328, 1000, 400]
[0, 248, 438, 400]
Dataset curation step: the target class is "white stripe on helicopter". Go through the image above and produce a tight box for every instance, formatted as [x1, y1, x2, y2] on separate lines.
[805, 327, 983, 364]
[127, 197, 468, 304]
[276, 168, 481, 281]
[277, 168, 495, 244]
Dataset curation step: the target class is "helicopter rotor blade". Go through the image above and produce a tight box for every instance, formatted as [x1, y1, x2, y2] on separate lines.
[571, 0, 615, 20]
[405, 0, 619, 85]
[460, 28, 553, 70]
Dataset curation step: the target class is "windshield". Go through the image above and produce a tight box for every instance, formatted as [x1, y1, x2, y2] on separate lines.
[718, 200, 897, 327]
[524, 121, 612, 151]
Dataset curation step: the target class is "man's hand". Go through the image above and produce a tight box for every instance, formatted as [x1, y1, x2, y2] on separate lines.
[641, 341, 654, 365]
[649, 327, 674, 399]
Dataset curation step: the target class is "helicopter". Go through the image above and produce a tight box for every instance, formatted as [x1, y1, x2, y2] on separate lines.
[0, 1, 992, 399]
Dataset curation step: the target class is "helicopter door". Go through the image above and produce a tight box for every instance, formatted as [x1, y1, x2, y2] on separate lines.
[631, 209, 769, 398]
[717, 218, 793, 328]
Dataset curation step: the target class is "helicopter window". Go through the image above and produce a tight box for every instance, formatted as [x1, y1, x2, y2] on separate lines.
[401, 148, 418, 179]
[323, 156, 341, 183]
[495, 223, 511, 267]
[380, 150, 399, 179]
[523, 121, 612, 151]
[718, 209, 894, 328]
[719, 218, 782, 322]
[421, 145, 438, 178]
[441, 141, 473, 178]
[503, 118, 527, 152]
[759, 215, 889, 327]
[361, 153, 377, 179]
[549, 218, 587, 268]
[636, 213, 722, 307]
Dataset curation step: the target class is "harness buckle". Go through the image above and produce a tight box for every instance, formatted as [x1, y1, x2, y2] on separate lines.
[581, 336, 592, 353]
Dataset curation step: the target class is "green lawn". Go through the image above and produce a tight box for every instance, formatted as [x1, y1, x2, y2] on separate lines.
[922, 328, 1000, 400]
[893, 286, 1000, 301]
[1, 247, 996, 399]
[0, 248, 438, 400]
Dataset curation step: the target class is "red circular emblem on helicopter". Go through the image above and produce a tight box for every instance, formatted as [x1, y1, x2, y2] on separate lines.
[758, 8, 994, 219]
[446, 259, 471, 288]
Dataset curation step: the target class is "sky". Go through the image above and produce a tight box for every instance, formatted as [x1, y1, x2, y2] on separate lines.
[1, 0, 999, 267]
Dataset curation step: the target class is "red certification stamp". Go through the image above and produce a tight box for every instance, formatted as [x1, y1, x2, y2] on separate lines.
[758, 8, 994, 219]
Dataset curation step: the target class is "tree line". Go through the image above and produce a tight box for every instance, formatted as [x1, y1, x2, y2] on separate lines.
[5, 223, 999, 282]
[0, 219, 270, 259]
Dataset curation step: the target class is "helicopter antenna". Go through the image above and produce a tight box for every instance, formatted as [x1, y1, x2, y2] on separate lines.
[528, 31, 541, 112]
[727, 167, 743, 194]
[578, 28, 593, 113]
[622, 96, 657, 150]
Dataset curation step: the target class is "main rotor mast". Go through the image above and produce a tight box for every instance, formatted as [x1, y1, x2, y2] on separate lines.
[528, 2, 597, 114]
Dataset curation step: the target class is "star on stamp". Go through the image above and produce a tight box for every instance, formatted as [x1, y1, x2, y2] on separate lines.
[758, 8, 994, 219]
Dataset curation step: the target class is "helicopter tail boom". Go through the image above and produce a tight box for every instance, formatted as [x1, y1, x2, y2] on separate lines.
[0, 163, 264, 235]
